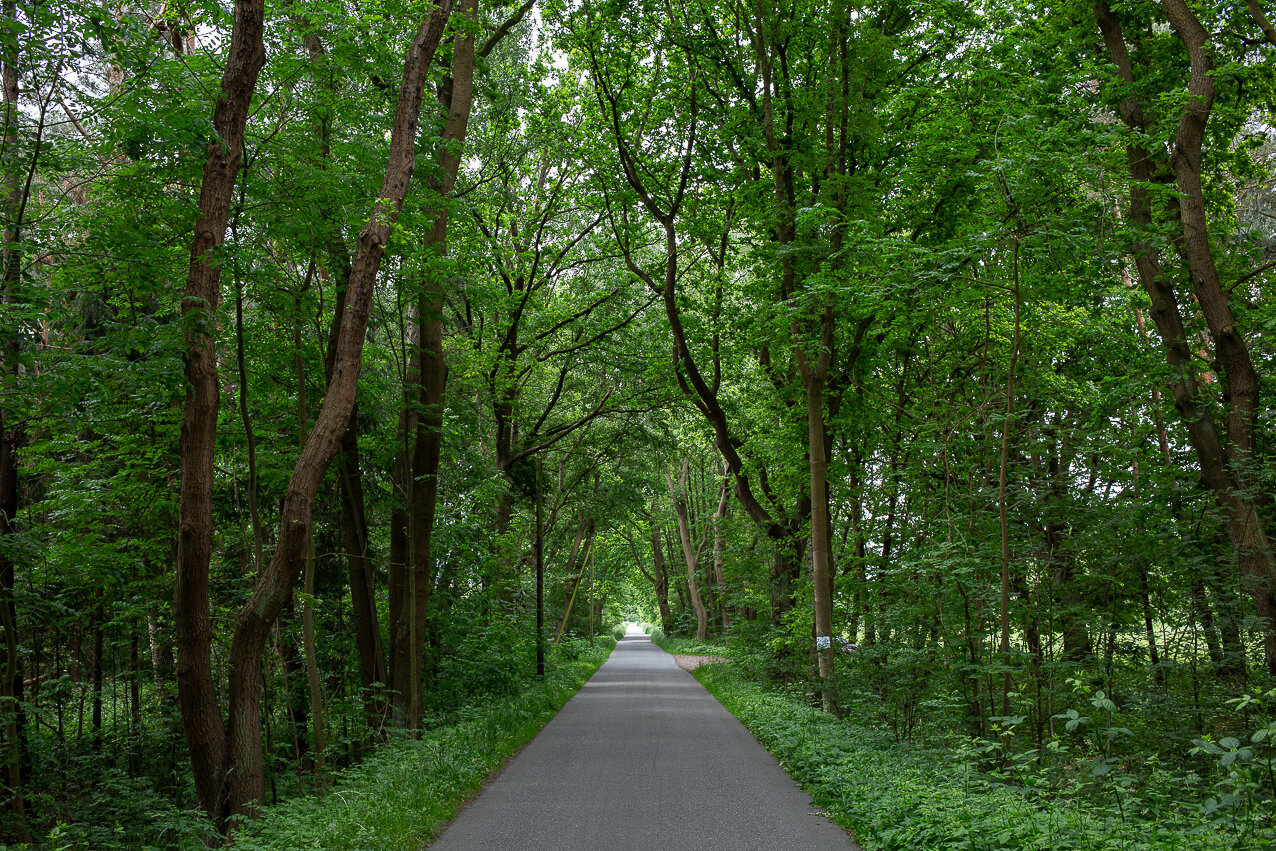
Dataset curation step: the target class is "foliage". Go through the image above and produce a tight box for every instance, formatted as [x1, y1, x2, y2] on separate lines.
[648, 630, 727, 660]
[228, 638, 615, 851]
[697, 665, 1271, 850]
[0, 0, 1273, 844]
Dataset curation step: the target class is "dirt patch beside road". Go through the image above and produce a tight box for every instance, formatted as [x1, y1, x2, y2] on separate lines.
[673, 653, 727, 673]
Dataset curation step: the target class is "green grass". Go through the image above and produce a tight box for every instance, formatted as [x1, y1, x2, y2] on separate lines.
[694, 664, 1269, 851]
[229, 637, 616, 851]
[647, 629, 728, 658]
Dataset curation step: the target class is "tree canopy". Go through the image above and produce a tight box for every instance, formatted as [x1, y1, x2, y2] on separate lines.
[0, 0, 1274, 845]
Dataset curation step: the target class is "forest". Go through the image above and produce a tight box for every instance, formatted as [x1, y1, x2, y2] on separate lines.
[0, 0, 1274, 847]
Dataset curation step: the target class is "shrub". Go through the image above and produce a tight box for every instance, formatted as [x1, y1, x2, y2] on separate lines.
[230, 637, 616, 850]
[696, 665, 1268, 850]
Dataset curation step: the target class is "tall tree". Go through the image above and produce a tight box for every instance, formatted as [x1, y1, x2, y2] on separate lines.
[1094, 0, 1276, 675]
[172, 0, 267, 821]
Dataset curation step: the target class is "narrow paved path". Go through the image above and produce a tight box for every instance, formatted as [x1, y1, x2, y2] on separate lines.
[429, 626, 856, 850]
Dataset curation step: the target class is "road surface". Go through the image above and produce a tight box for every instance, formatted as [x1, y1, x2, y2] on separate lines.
[428, 626, 856, 850]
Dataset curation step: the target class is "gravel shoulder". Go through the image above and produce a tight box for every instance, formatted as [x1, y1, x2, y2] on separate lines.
[672, 653, 728, 672]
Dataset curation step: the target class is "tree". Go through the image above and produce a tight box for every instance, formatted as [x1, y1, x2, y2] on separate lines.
[1093, 0, 1276, 676]
[174, 0, 452, 825]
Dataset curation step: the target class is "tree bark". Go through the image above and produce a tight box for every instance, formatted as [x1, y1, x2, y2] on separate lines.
[0, 2, 28, 835]
[173, 0, 266, 821]
[232, 217, 264, 576]
[1192, 577, 1224, 668]
[337, 417, 387, 727]
[218, 2, 451, 822]
[998, 247, 1021, 717]
[1044, 442, 1091, 662]
[389, 0, 474, 729]
[668, 461, 709, 641]
[298, 9, 389, 735]
[649, 523, 673, 632]
[554, 517, 592, 641]
[1096, 1, 1276, 675]
[293, 293, 326, 784]
[795, 300, 837, 713]
[712, 461, 731, 638]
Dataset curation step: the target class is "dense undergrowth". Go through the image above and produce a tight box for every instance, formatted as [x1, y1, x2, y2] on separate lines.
[649, 630, 1275, 850]
[226, 636, 615, 851]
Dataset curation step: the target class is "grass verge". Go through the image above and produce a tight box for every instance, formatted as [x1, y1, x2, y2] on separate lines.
[647, 629, 727, 658]
[229, 637, 616, 851]
[695, 664, 1263, 851]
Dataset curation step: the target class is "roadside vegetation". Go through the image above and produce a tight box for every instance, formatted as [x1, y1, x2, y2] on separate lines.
[670, 648, 1276, 850]
[1, 0, 1273, 847]
[228, 637, 615, 851]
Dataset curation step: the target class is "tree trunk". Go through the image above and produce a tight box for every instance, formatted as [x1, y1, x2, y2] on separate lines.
[130, 626, 142, 772]
[218, 3, 451, 823]
[668, 461, 708, 641]
[0, 2, 29, 834]
[588, 543, 596, 645]
[293, 296, 326, 784]
[1192, 577, 1224, 667]
[535, 457, 545, 677]
[1210, 531, 1247, 679]
[173, 0, 266, 821]
[1139, 563, 1163, 685]
[795, 300, 837, 713]
[390, 0, 474, 729]
[712, 461, 731, 639]
[650, 524, 673, 632]
[89, 618, 103, 748]
[1049, 523, 1092, 662]
[272, 617, 307, 779]
[232, 219, 265, 576]
[998, 248, 1021, 717]
[301, 26, 388, 734]
[555, 518, 592, 641]
[771, 545, 802, 625]
[1162, 0, 1275, 676]
[336, 417, 387, 728]
[1096, 0, 1276, 677]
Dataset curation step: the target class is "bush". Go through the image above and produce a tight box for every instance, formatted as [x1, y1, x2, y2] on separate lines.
[695, 665, 1268, 850]
[230, 637, 616, 851]
[427, 611, 533, 717]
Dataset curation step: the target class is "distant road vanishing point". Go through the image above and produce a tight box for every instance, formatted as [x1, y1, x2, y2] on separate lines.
[428, 625, 857, 851]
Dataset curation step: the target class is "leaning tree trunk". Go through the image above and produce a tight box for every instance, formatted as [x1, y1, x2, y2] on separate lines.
[554, 517, 592, 641]
[1097, 0, 1276, 676]
[218, 2, 452, 823]
[1162, 0, 1276, 675]
[172, 0, 266, 822]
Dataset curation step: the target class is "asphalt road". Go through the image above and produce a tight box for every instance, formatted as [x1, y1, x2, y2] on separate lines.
[428, 626, 856, 851]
